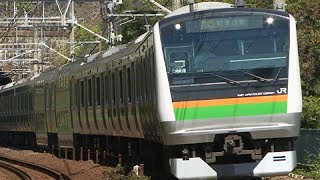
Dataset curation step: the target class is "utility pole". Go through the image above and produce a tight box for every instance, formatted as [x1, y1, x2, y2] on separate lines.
[172, 0, 181, 11]
[69, 0, 75, 62]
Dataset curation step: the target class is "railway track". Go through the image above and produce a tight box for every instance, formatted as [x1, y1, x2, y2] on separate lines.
[0, 154, 72, 180]
[0, 160, 31, 180]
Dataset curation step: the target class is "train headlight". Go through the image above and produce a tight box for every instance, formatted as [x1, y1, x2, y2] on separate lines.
[266, 17, 274, 24]
[175, 23, 182, 30]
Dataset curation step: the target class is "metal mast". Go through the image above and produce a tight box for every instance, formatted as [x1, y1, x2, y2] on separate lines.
[172, 0, 181, 11]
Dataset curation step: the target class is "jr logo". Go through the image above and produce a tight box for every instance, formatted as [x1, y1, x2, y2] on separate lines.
[277, 88, 287, 94]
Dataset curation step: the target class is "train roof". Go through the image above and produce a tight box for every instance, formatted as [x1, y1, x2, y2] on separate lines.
[0, 30, 151, 93]
[165, 2, 233, 18]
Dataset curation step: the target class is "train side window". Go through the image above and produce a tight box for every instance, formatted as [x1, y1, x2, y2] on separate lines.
[88, 78, 93, 107]
[80, 80, 85, 107]
[31, 91, 34, 110]
[21, 93, 24, 112]
[25, 92, 28, 110]
[127, 67, 132, 103]
[4, 96, 7, 112]
[75, 80, 79, 108]
[10, 95, 13, 113]
[132, 62, 136, 103]
[112, 72, 115, 105]
[145, 53, 149, 100]
[96, 76, 101, 106]
[18, 93, 21, 112]
[141, 59, 146, 101]
[105, 74, 108, 106]
[101, 75, 104, 105]
[119, 70, 123, 104]
[136, 59, 141, 102]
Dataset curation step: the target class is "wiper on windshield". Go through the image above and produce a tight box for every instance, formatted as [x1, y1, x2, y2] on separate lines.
[237, 70, 273, 83]
[203, 72, 239, 85]
[273, 67, 283, 81]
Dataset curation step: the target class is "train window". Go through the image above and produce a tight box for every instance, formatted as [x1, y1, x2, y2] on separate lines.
[104, 74, 108, 105]
[31, 91, 34, 110]
[112, 72, 115, 105]
[21, 93, 24, 112]
[10, 95, 13, 113]
[136, 60, 141, 102]
[88, 78, 93, 107]
[80, 80, 85, 107]
[25, 92, 27, 110]
[119, 70, 123, 104]
[100, 75, 104, 105]
[75, 80, 79, 107]
[21, 93, 23, 112]
[145, 53, 149, 100]
[141, 60, 146, 101]
[96, 76, 101, 106]
[18, 94, 20, 112]
[127, 67, 132, 103]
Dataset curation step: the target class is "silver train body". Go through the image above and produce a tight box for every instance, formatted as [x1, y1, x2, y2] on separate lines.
[0, 2, 301, 179]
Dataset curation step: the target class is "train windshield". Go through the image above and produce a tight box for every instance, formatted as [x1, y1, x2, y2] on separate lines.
[160, 11, 289, 84]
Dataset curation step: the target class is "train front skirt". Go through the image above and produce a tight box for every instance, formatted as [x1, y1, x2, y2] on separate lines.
[169, 150, 296, 179]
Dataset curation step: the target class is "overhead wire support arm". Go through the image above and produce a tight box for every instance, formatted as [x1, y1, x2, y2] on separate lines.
[147, 0, 172, 14]
[41, 42, 70, 61]
[73, 21, 109, 43]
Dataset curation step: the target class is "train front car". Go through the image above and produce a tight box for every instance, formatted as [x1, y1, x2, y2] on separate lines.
[153, 2, 301, 179]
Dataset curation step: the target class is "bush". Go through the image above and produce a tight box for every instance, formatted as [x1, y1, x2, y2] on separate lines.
[294, 151, 320, 179]
[106, 164, 150, 180]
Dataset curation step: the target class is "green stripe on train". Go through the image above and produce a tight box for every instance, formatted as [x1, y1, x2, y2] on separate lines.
[174, 102, 287, 121]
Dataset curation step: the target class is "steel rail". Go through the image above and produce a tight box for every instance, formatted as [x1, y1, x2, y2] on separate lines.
[0, 160, 32, 180]
[0, 155, 72, 180]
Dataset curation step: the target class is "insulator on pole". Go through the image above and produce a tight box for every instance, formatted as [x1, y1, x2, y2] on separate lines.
[234, 0, 245, 7]
[188, 0, 195, 13]
[273, 0, 286, 11]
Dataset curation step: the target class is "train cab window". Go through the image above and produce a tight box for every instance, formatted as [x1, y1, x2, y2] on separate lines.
[88, 78, 93, 107]
[127, 67, 132, 103]
[80, 80, 85, 107]
[96, 76, 101, 106]
[119, 70, 123, 104]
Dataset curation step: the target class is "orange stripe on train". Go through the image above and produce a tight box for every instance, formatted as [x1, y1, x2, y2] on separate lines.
[173, 95, 288, 109]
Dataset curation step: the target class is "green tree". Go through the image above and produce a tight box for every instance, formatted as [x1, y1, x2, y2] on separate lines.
[286, 0, 320, 128]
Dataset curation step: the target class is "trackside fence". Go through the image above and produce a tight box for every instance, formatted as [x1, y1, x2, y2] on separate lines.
[295, 129, 320, 163]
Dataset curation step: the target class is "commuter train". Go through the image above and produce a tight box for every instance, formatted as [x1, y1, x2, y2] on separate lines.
[0, 2, 301, 179]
